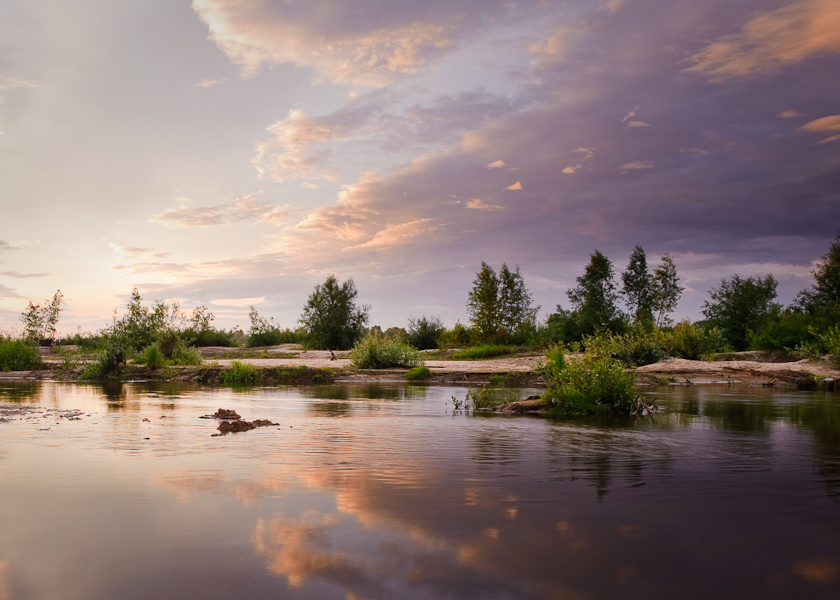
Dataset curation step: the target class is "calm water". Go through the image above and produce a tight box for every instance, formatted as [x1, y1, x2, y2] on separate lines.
[1, 382, 839, 599]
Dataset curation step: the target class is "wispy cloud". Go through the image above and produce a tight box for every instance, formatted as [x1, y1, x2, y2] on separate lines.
[151, 195, 288, 228]
[686, 0, 840, 80]
[467, 199, 504, 211]
[506, 181, 523, 190]
[620, 160, 655, 171]
[0, 271, 49, 279]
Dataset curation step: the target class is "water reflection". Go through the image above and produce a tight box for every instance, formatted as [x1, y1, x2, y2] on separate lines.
[1, 383, 839, 599]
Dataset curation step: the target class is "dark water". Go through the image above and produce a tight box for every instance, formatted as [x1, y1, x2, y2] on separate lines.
[1, 382, 839, 599]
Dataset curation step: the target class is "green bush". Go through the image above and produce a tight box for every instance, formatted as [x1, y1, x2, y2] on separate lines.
[247, 328, 304, 348]
[583, 326, 666, 367]
[541, 347, 636, 415]
[405, 366, 432, 380]
[657, 321, 726, 360]
[439, 322, 472, 346]
[186, 327, 239, 347]
[220, 361, 263, 385]
[0, 339, 43, 371]
[350, 333, 424, 369]
[406, 316, 445, 350]
[79, 338, 128, 380]
[143, 344, 165, 369]
[451, 344, 513, 360]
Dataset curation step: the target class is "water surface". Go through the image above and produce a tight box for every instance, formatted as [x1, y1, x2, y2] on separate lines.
[1, 382, 839, 599]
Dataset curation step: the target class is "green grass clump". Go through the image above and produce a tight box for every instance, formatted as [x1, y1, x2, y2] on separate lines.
[169, 342, 202, 365]
[143, 344, 165, 369]
[350, 333, 424, 369]
[451, 344, 513, 360]
[541, 346, 636, 415]
[0, 339, 43, 371]
[405, 366, 432, 380]
[220, 361, 263, 385]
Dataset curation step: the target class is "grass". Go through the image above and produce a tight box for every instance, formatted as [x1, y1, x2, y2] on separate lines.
[405, 366, 432, 380]
[451, 344, 514, 360]
[143, 344, 165, 369]
[220, 361, 263, 385]
[350, 333, 424, 369]
[0, 339, 43, 371]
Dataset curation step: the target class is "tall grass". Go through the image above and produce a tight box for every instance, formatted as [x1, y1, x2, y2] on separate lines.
[451, 344, 513, 360]
[220, 361, 263, 385]
[0, 339, 43, 371]
[350, 333, 424, 369]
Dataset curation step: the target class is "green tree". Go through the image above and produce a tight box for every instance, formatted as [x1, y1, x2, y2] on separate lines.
[406, 315, 445, 350]
[567, 250, 622, 335]
[498, 263, 538, 335]
[21, 289, 64, 343]
[467, 262, 501, 340]
[651, 252, 683, 327]
[796, 231, 840, 310]
[299, 275, 369, 350]
[702, 274, 779, 351]
[621, 245, 654, 327]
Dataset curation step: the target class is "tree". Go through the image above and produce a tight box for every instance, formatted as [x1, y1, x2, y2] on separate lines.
[651, 252, 683, 327]
[621, 245, 654, 327]
[702, 274, 779, 351]
[796, 231, 840, 310]
[406, 315, 445, 350]
[467, 262, 500, 340]
[467, 262, 537, 341]
[498, 264, 538, 334]
[21, 289, 64, 344]
[299, 275, 369, 350]
[567, 250, 621, 335]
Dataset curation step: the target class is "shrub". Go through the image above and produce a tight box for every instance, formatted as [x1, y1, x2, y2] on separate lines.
[0, 339, 43, 371]
[186, 327, 239, 347]
[439, 322, 472, 346]
[350, 333, 424, 369]
[541, 347, 636, 415]
[405, 366, 432, 381]
[220, 361, 263, 385]
[583, 326, 666, 367]
[169, 341, 203, 365]
[247, 328, 303, 348]
[143, 344, 165, 369]
[657, 321, 726, 360]
[451, 344, 513, 360]
[79, 338, 128, 380]
[406, 316, 445, 350]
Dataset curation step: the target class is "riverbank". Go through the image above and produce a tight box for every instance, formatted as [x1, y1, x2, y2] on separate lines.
[2, 346, 839, 390]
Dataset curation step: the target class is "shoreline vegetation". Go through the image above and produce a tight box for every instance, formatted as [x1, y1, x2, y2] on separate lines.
[3, 233, 840, 415]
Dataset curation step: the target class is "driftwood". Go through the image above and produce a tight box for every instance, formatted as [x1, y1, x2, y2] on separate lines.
[631, 397, 662, 416]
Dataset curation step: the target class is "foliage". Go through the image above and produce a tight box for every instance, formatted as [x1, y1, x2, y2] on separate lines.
[405, 366, 432, 380]
[651, 253, 683, 327]
[406, 315, 445, 350]
[186, 327, 239, 347]
[622, 246, 654, 327]
[702, 274, 780, 351]
[220, 361, 263, 385]
[299, 275, 370, 350]
[748, 308, 816, 353]
[541, 347, 637, 415]
[143, 344, 165, 369]
[467, 262, 537, 342]
[567, 250, 623, 336]
[0, 338, 43, 371]
[451, 344, 513, 360]
[796, 231, 840, 310]
[384, 327, 408, 342]
[583, 325, 667, 367]
[80, 338, 128, 380]
[439, 322, 472, 346]
[657, 320, 726, 360]
[20, 290, 64, 344]
[169, 341, 203, 365]
[349, 332, 424, 369]
[246, 306, 303, 347]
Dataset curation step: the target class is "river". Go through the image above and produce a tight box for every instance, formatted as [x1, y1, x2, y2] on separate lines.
[1, 381, 839, 599]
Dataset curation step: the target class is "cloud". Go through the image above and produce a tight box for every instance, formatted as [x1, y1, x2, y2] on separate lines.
[621, 110, 650, 128]
[212, 297, 266, 307]
[301, 182, 322, 190]
[777, 109, 805, 118]
[192, 0, 519, 86]
[0, 241, 13, 251]
[108, 243, 170, 260]
[619, 160, 656, 171]
[347, 219, 437, 250]
[686, 0, 840, 80]
[0, 271, 50, 279]
[561, 165, 580, 174]
[817, 134, 840, 144]
[466, 199, 504, 211]
[195, 78, 226, 87]
[151, 195, 288, 227]
[0, 283, 22, 299]
[486, 160, 505, 168]
[802, 115, 840, 131]
[506, 181, 523, 190]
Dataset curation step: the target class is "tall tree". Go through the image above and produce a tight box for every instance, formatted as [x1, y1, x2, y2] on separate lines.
[702, 274, 779, 351]
[467, 262, 500, 340]
[498, 263, 538, 334]
[21, 289, 64, 343]
[299, 275, 370, 350]
[651, 253, 683, 327]
[796, 231, 840, 310]
[621, 245, 654, 327]
[567, 250, 621, 334]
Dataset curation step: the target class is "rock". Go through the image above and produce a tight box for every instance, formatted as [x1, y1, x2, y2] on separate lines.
[215, 418, 278, 436]
[213, 408, 241, 420]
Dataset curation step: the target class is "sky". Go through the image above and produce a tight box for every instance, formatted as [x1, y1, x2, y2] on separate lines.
[0, 0, 839, 334]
